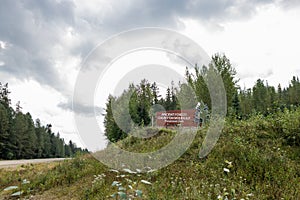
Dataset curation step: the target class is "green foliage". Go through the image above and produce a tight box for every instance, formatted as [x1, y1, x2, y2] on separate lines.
[104, 79, 179, 143]
[0, 82, 86, 160]
[1, 110, 300, 199]
[0, 103, 10, 157]
[239, 76, 300, 118]
[186, 53, 238, 113]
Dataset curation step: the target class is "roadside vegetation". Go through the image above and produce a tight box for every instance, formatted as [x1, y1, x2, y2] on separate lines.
[1, 108, 299, 199]
[0, 83, 88, 160]
[1, 53, 299, 199]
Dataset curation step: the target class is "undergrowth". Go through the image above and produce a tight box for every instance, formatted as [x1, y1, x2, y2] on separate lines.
[1, 109, 299, 199]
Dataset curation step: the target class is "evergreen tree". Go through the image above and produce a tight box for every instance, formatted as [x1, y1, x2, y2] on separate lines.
[232, 91, 241, 118]
[210, 54, 238, 111]
[164, 87, 172, 110]
[10, 112, 27, 159]
[0, 104, 10, 158]
[186, 65, 211, 108]
[42, 124, 52, 158]
[252, 79, 268, 114]
[239, 88, 253, 118]
[104, 95, 126, 142]
[35, 119, 44, 158]
[136, 79, 152, 125]
[129, 85, 140, 125]
[0, 82, 86, 159]
[186, 54, 238, 113]
[151, 82, 160, 105]
[170, 81, 178, 110]
[24, 113, 37, 158]
[288, 76, 300, 106]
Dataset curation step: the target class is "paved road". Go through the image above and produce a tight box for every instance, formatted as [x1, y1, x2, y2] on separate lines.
[0, 158, 69, 168]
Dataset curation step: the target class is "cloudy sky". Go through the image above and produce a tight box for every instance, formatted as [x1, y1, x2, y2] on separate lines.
[0, 0, 299, 151]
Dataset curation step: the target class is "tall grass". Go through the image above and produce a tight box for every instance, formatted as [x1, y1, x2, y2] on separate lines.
[1, 109, 299, 199]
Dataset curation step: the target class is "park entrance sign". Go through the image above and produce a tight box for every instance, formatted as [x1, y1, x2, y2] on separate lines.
[156, 109, 198, 127]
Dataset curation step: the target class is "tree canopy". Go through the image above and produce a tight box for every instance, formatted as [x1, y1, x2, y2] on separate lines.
[103, 53, 300, 142]
[0, 83, 88, 160]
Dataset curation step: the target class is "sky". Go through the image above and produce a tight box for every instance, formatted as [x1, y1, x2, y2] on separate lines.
[0, 0, 300, 151]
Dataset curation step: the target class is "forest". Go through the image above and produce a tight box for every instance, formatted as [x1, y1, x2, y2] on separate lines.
[1, 53, 299, 159]
[0, 83, 88, 160]
[104, 53, 300, 143]
[1, 54, 299, 199]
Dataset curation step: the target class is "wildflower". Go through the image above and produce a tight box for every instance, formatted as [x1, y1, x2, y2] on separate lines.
[147, 169, 157, 173]
[11, 191, 23, 197]
[4, 186, 18, 191]
[22, 179, 30, 184]
[136, 168, 142, 173]
[118, 186, 126, 191]
[112, 181, 120, 186]
[223, 168, 230, 173]
[140, 180, 152, 185]
[123, 168, 137, 174]
[110, 169, 119, 173]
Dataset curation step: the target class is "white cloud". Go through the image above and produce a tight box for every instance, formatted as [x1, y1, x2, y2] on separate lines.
[181, 4, 300, 88]
[1, 0, 300, 150]
[0, 40, 7, 50]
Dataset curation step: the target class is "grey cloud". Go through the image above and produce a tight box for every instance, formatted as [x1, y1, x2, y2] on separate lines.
[23, 0, 75, 24]
[94, 0, 276, 34]
[0, 0, 292, 96]
[0, 0, 75, 92]
[58, 101, 104, 117]
[278, 0, 300, 9]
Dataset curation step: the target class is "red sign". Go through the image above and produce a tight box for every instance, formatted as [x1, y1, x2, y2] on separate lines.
[155, 109, 197, 127]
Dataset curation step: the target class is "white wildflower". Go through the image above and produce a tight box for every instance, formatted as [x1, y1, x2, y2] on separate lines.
[123, 168, 137, 174]
[140, 180, 152, 185]
[223, 168, 230, 173]
[109, 169, 119, 173]
[136, 168, 142, 173]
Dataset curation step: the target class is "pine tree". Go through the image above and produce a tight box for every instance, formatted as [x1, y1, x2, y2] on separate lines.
[164, 87, 172, 111]
[232, 91, 241, 118]
[186, 65, 211, 108]
[24, 113, 37, 158]
[0, 104, 10, 158]
[210, 54, 238, 112]
[35, 119, 44, 158]
[170, 81, 178, 110]
[10, 112, 27, 159]
[42, 124, 52, 158]
[104, 95, 126, 142]
[175, 83, 197, 110]
[252, 79, 268, 114]
[136, 79, 152, 125]
[151, 82, 160, 105]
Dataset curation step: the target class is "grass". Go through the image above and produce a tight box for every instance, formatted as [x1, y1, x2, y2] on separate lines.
[0, 109, 299, 199]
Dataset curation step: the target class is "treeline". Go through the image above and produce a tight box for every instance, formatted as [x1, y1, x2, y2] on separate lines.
[104, 53, 300, 142]
[237, 77, 300, 118]
[104, 79, 183, 142]
[185, 54, 300, 119]
[0, 83, 88, 160]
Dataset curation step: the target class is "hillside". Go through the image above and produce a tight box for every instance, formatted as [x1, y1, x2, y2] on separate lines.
[1, 108, 300, 199]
